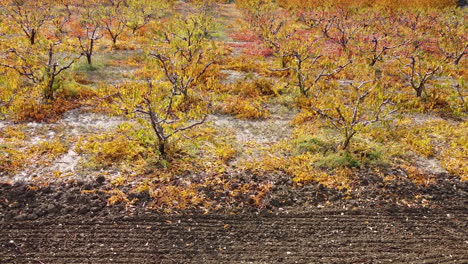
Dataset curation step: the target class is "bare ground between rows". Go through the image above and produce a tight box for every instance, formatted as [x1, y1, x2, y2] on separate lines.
[1, 174, 468, 264]
[1, 208, 467, 264]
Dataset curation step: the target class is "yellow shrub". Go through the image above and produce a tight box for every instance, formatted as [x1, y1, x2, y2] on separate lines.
[218, 95, 269, 119]
[227, 78, 276, 97]
[0, 146, 27, 174]
[76, 133, 149, 168]
[215, 142, 238, 163]
[223, 55, 270, 75]
[291, 110, 316, 126]
[30, 139, 67, 158]
[289, 153, 330, 183]
[0, 134, 67, 175]
[441, 148, 468, 181]
[402, 133, 435, 158]
[1, 126, 26, 140]
[15, 97, 79, 123]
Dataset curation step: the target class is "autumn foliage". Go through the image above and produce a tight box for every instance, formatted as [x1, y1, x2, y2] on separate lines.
[0, 0, 466, 212]
[276, 0, 458, 9]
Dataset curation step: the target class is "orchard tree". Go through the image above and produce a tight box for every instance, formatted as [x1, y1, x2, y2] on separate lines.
[0, 0, 53, 45]
[268, 30, 352, 97]
[301, 7, 362, 57]
[395, 53, 443, 98]
[360, 34, 409, 67]
[0, 40, 81, 101]
[356, 15, 409, 67]
[125, 0, 173, 35]
[149, 14, 219, 97]
[327, 8, 362, 56]
[71, 2, 103, 65]
[99, 0, 128, 48]
[237, 0, 278, 30]
[49, 1, 72, 41]
[299, 8, 336, 38]
[251, 5, 294, 67]
[311, 69, 397, 150]
[112, 13, 219, 157]
[394, 9, 438, 56]
[242, 4, 352, 97]
[116, 78, 209, 157]
[436, 10, 467, 65]
[392, 12, 447, 99]
[348, 9, 409, 73]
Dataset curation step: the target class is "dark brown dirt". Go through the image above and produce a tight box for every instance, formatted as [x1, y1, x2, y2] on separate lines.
[1, 209, 467, 264]
[1, 172, 467, 263]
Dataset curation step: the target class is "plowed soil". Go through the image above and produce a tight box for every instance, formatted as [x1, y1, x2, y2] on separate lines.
[1, 209, 467, 264]
[1, 178, 468, 264]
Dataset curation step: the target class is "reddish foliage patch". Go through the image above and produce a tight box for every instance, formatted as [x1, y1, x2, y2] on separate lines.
[229, 29, 259, 42]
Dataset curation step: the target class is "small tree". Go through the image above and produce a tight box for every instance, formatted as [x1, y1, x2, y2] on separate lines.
[113, 13, 219, 157]
[0, 41, 81, 101]
[301, 7, 362, 57]
[436, 10, 467, 65]
[327, 9, 362, 55]
[358, 33, 409, 67]
[125, 0, 172, 35]
[237, 0, 279, 35]
[117, 79, 209, 157]
[50, 2, 72, 40]
[395, 53, 443, 98]
[248, 8, 352, 97]
[1, 0, 53, 45]
[149, 14, 219, 97]
[299, 8, 336, 37]
[310, 70, 397, 150]
[99, 0, 128, 48]
[253, 7, 295, 67]
[268, 31, 352, 97]
[71, 3, 103, 65]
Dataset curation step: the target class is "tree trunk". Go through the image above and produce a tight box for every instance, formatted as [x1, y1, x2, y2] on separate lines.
[112, 37, 118, 49]
[87, 38, 94, 65]
[44, 79, 55, 101]
[158, 141, 166, 157]
[342, 131, 356, 151]
[416, 85, 423, 97]
[30, 30, 36, 45]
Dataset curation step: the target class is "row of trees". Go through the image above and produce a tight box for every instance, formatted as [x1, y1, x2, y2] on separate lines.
[274, 0, 459, 9]
[0, 0, 173, 46]
[0, 0, 466, 157]
[237, 0, 466, 149]
[0, 0, 173, 104]
[0, 0, 220, 157]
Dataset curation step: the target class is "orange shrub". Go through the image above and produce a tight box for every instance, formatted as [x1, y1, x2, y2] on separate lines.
[218, 95, 270, 119]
